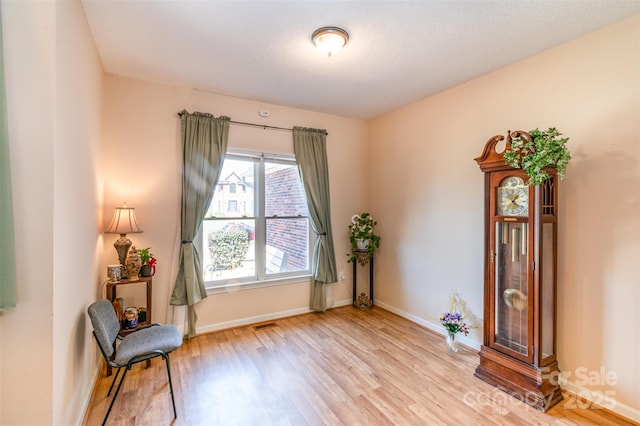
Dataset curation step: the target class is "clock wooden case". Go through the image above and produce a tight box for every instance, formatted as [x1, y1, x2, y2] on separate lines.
[474, 130, 562, 411]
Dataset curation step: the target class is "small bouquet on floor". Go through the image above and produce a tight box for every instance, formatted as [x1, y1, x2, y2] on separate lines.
[440, 312, 470, 336]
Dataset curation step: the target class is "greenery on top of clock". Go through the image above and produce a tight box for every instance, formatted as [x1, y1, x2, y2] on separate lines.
[347, 212, 381, 263]
[504, 127, 571, 185]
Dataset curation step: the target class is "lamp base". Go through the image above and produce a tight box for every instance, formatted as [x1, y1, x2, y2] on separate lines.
[113, 234, 132, 278]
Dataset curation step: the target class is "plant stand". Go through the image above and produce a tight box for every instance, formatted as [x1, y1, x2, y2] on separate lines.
[352, 252, 373, 310]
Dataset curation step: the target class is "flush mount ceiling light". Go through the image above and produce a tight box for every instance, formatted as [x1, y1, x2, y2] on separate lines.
[312, 26, 349, 57]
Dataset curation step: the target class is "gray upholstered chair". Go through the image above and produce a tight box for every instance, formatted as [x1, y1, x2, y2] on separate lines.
[87, 299, 183, 425]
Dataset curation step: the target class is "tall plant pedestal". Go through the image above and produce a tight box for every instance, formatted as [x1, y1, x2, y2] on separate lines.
[352, 252, 373, 310]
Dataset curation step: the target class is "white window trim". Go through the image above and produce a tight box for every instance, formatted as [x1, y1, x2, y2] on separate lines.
[206, 274, 312, 295]
[198, 149, 314, 292]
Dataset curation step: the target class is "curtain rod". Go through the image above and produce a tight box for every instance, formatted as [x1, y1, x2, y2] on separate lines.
[177, 111, 328, 136]
[230, 120, 328, 136]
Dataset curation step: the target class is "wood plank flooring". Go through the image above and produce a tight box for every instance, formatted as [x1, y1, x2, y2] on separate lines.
[83, 306, 635, 425]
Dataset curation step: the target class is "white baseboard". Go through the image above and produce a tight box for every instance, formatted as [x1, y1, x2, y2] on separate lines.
[373, 299, 482, 351]
[77, 357, 102, 425]
[561, 380, 640, 423]
[333, 298, 355, 308]
[195, 307, 312, 335]
[193, 298, 353, 335]
[188, 298, 480, 348]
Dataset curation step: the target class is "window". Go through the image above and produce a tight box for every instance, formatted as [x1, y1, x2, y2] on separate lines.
[200, 151, 312, 288]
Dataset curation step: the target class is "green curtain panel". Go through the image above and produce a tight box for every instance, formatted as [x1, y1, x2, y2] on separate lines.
[293, 127, 337, 312]
[171, 110, 229, 337]
[0, 9, 16, 311]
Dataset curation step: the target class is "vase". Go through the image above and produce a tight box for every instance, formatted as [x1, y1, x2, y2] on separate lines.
[446, 332, 459, 353]
[140, 264, 152, 277]
[355, 238, 369, 251]
[125, 246, 142, 280]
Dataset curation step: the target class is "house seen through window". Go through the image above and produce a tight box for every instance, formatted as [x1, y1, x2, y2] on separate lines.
[201, 152, 311, 287]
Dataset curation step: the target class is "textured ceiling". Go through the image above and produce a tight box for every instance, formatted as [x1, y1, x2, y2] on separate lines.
[81, 1, 640, 120]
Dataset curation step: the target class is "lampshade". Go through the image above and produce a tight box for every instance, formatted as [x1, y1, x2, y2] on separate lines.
[312, 26, 349, 57]
[105, 204, 143, 235]
[105, 204, 142, 273]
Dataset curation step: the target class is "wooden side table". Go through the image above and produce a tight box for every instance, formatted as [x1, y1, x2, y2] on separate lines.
[105, 276, 153, 375]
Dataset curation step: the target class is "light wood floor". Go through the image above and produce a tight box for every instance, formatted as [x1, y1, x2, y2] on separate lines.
[83, 306, 634, 425]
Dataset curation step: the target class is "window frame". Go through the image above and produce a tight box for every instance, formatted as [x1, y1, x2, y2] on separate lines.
[197, 150, 314, 292]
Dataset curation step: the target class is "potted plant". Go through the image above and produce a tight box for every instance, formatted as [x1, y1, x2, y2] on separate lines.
[347, 212, 380, 263]
[138, 247, 157, 277]
[504, 127, 571, 185]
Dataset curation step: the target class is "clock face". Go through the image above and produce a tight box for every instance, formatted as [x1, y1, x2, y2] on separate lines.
[497, 176, 528, 216]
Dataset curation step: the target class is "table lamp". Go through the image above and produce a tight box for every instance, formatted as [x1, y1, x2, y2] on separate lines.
[105, 203, 143, 270]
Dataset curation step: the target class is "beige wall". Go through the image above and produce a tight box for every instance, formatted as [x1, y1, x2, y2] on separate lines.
[101, 76, 369, 332]
[0, 0, 103, 424]
[52, 1, 104, 424]
[369, 15, 640, 418]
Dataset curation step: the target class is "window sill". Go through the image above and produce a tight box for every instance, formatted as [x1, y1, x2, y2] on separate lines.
[205, 274, 312, 295]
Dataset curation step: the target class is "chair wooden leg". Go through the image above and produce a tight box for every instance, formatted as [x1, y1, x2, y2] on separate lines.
[164, 354, 177, 419]
[103, 367, 129, 426]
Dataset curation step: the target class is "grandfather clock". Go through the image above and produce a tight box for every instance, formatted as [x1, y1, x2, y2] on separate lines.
[474, 130, 562, 411]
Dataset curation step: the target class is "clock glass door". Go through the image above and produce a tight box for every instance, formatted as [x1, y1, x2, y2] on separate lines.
[490, 174, 533, 362]
[494, 221, 529, 358]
